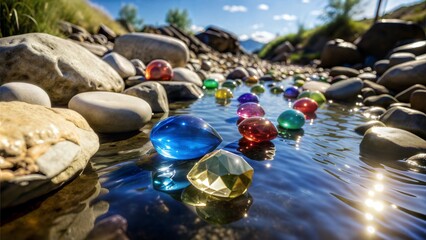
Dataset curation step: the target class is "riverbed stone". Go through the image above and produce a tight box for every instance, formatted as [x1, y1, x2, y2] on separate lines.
[374, 59, 390, 76]
[363, 106, 387, 118]
[380, 106, 426, 139]
[363, 80, 389, 95]
[355, 120, 386, 135]
[361, 87, 376, 98]
[172, 67, 203, 87]
[131, 59, 146, 76]
[0, 33, 124, 105]
[390, 40, 426, 56]
[102, 52, 136, 79]
[227, 67, 249, 80]
[360, 127, 426, 160]
[325, 78, 363, 100]
[208, 73, 226, 83]
[114, 33, 189, 67]
[358, 72, 377, 81]
[124, 82, 169, 113]
[302, 81, 330, 93]
[0, 102, 99, 208]
[377, 59, 426, 92]
[329, 66, 359, 78]
[363, 94, 398, 108]
[159, 81, 204, 102]
[0, 82, 51, 107]
[395, 84, 426, 102]
[410, 90, 426, 113]
[320, 39, 363, 67]
[69, 92, 152, 133]
[388, 52, 416, 67]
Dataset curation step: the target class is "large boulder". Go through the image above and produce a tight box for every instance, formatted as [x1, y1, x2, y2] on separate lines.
[0, 102, 99, 208]
[360, 127, 426, 160]
[0, 33, 124, 105]
[355, 19, 425, 59]
[320, 39, 363, 67]
[380, 106, 426, 139]
[196, 26, 244, 54]
[377, 59, 426, 92]
[114, 33, 189, 67]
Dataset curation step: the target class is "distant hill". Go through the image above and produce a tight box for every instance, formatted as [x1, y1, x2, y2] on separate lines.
[240, 39, 264, 53]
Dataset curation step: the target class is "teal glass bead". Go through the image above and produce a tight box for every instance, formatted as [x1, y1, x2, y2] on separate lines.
[277, 109, 305, 130]
[150, 115, 222, 159]
[203, 78, 219, 89]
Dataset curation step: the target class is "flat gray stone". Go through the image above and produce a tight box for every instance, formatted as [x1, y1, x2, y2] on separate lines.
[302, 81, 331, 94]
[360, 127, 426, 160]
[102, 52, 136, 79]
[69, 92, 152, 133]
[172, 67, 203, 87]
[0, 82, 51, 107]
[124, 81, 169, 113]
[329, 66, 359, 77]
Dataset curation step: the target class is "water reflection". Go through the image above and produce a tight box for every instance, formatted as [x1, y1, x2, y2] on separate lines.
[277, 127, 304, 141]
[181, 185, 253, 224]
[237, 138, 276, 161]
[152, 160, 195, 192]
[216, 98, 232, 106]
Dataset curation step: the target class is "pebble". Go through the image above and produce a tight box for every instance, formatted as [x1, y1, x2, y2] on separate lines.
[0, 82, 51, 107]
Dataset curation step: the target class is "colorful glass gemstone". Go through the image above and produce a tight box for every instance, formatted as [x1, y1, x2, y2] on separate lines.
[150, 115, 222, 159]
[203, 78, 219, 89]
[270, 86, 284, 94]
[145, 59, 173, 81]
[237, 102, 265, 119]
[297, 90, 326, 104]
[284, 86, 300, 98]
[245, 76, 259, 84]
[293, 97, 318, 114]
[221, 80, 237, 90]
[238, 117, 278, 142]
[186, 149, 254, 198]
[277, 109, 305, 130]
[237, 93, 259, 104]
[297, 90, 311, 99]
[250, 84, 265, 94]
[294, 80, 305, 87]
[215, 88, 233, 99]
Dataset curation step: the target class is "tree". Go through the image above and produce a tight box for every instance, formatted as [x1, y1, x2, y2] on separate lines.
[322, 0, 361, 23]
[165, 8, 191, 31]
[117, 4, 143, 30]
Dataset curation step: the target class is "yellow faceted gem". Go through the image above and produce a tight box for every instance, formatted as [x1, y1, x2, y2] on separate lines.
[215, 88, 234, 99]
[187, 149, 254, 198]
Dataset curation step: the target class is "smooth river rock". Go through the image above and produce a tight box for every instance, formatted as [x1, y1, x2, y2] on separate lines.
[363, 94, 398, 108]
[320, 39, 363, 67]
[377, 59, 426, 92]
[0, 33, 124, 105]
[395, 84, 426, 102]
[69, 92, 152, 133]
[0, 82, 51, 107]
[363, 80, 389, 95]
[329, 66, 359, 78]
[302, 81, 331, 94]
[102, 52, 136, 79]
[114, 33, 189, 67]
[360, 127, 426, 160]
[355, 120, 386, 135]
[390, 40, 426, 56]
[124, 81, 169, 113]
[325, 78, 363, 100]
[227, 67, 249, 80]
[159, 81, 204, 102]
[380, 106, 426, 139]
[388, 52, 416, 67]
[410, 90, 426, 113]
[172, 67, 203, 87]
[374, 59, 390, 76]
[0, 102, 99, 208]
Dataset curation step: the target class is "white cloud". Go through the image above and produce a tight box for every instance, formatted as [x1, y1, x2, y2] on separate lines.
[251, 31, 275, 43]
[190, 24, 204, 33]
[223, 5, 247, 13]
[239, 34, 249, 41]
[310, 10, 322, 16]
[273, 14, 297, 21]
[258, 4, 269, 11]
[252, 23, 264, 30]
[302, 0, 310, 3]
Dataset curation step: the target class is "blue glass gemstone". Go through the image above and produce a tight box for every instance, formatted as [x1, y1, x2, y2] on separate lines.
[284, 86, 300, 98]
[237, 93, 259, 104]
[150, 115, 223, 159]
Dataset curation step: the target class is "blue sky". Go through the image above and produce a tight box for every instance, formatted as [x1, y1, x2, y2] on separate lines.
[89, 0, 421, 43]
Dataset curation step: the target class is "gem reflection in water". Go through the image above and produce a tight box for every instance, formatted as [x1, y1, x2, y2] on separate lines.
[237, 102, 266, 119]
[187, 149, 254, 198]
[150, 115, 222, 159]
[152, 161, 195, 192]
[145, 59, 173, 80]
[237, 93, 259, 104]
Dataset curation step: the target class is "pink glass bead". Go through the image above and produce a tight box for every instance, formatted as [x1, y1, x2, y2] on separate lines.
[237, 102, 265, 119]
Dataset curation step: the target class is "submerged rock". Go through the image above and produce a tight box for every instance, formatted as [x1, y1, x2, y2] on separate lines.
[0, 33, 124, 105]
[0, 102, 99, 208]
[360, 127, 426, 160]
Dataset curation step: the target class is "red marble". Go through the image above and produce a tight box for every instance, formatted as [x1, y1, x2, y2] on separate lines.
[238, 117, 278, 142]
[146, 59, 173, 81]
[237, 102, 265, 119]
[293, 97, 318, 114]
